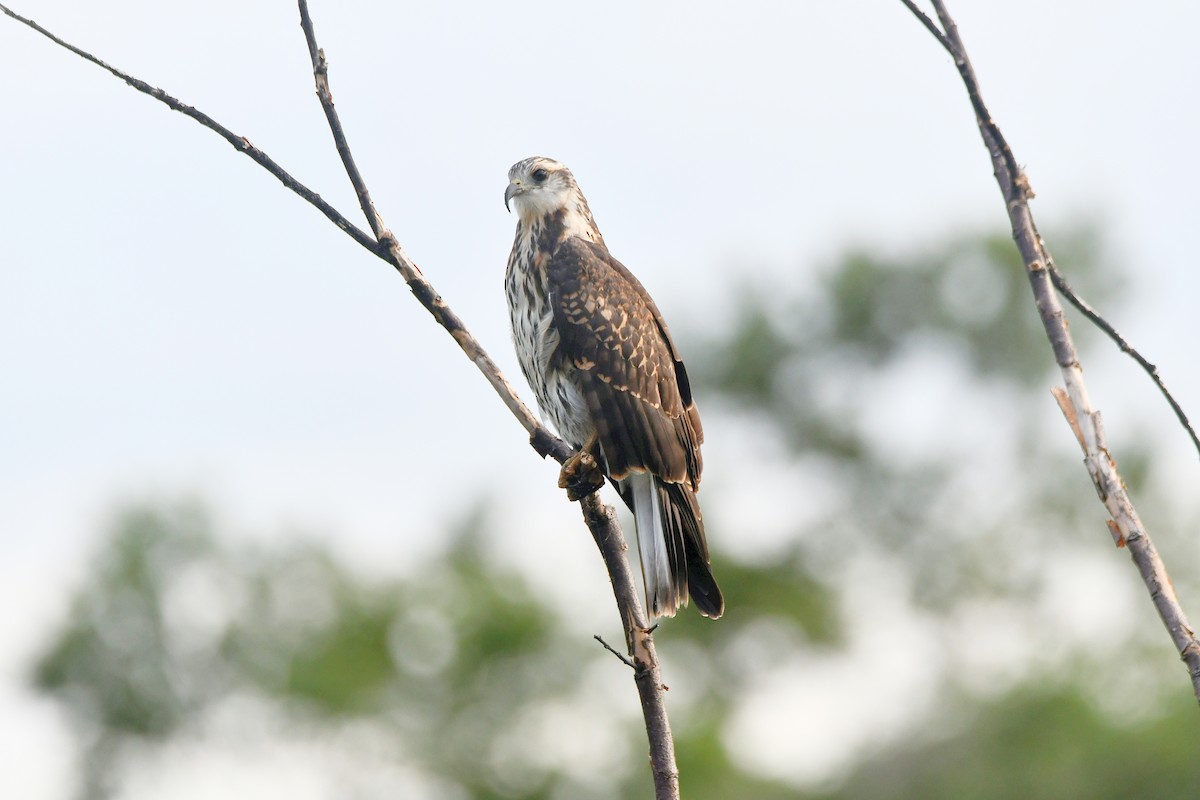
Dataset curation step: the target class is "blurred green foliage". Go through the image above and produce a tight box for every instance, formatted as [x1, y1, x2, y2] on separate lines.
[37, 505, 210, 739]
[34, 227, 1199, 799]
[827, 685, 1200, 800]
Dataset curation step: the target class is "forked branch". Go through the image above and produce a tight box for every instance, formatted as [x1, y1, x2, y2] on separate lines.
[1, 1, 680, 794]
[1048, 265, 1200, 460]
[900, 0, 1200, 703]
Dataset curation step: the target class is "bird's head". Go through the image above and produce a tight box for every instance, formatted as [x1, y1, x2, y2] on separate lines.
[505, 156, 583, 219]
[505, 156, 603, 243]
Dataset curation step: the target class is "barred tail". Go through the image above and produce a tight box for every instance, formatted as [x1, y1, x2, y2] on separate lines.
[624, 472, 723, 619]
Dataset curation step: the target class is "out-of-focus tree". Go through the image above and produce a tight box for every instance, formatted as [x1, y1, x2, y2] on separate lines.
[824, 682, 1200, 800]
[34, 227, 1200, 799]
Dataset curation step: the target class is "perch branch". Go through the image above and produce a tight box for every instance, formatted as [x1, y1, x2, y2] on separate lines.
[902, 0, 1200, 703]
[581, 494, 679, 796]
[294, 4, 679, 794]
[1, 2, 680, 794]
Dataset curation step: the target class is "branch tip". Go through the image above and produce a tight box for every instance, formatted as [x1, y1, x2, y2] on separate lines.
[593, 634, 636, 669]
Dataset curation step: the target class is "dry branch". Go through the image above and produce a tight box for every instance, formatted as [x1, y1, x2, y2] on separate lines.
[901, 0, 1200, 703]
[1047, 265, 1200, 461]
[1, 1, 681, 794]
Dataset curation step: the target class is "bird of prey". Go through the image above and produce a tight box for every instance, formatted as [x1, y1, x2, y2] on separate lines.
[503, 156, 723, 619]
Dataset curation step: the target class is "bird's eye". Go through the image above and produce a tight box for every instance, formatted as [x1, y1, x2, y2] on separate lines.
[531, 168, 549, 182]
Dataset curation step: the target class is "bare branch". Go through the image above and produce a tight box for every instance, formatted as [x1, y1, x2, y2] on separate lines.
[288, 9, 679, 793]
[1, 1, 681, 793]
[1047, 263, 1200, 461]
[0, 3, 383, 256]
[897, 0, 951, 51]
[594, 635, 636, 669]
[921, 0, 1200, 462]
[297, 0, 385, 240]
[902, 0, 1200, 703]
[2, 1, 572, 464]
[291, 12, 681, 790]
[580, 495, 679, 798]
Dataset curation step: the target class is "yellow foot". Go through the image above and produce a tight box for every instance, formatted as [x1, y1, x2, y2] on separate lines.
[558, 434, 605, 501]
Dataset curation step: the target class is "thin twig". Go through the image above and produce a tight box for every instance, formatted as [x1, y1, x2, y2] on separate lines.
[907, 0, 1024, 195]
[594, 634, 636, 669]
[0, 4, 382, 256]
[902, 0, 1200, 704]
[297, 0, 385, 240]
[1048, 263, 1200, 460]
[898, 0, 951, 51]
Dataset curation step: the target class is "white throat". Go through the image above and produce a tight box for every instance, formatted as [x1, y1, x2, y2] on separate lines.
[515, 192, 601, 244]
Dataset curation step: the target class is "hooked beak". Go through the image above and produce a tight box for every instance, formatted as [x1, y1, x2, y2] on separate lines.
[504, 181, 521, 212]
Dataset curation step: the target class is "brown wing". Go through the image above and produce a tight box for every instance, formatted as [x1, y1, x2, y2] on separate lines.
[546, 237, 703, 490]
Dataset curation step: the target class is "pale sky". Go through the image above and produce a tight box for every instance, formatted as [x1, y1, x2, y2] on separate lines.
[2, 1, 1198, 796]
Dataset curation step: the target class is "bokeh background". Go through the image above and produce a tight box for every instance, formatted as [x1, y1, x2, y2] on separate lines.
[3, 2, 1199, 798]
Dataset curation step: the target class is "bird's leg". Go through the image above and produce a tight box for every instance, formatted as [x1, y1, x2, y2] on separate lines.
[558, 431, 605, 501]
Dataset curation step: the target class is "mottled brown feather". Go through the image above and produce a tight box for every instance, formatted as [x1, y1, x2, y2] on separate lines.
[506, 158, 721, 617]
[546, 237, 704, 490]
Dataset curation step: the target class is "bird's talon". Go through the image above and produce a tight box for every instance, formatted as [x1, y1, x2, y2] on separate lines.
[558, 449, 605, 501]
